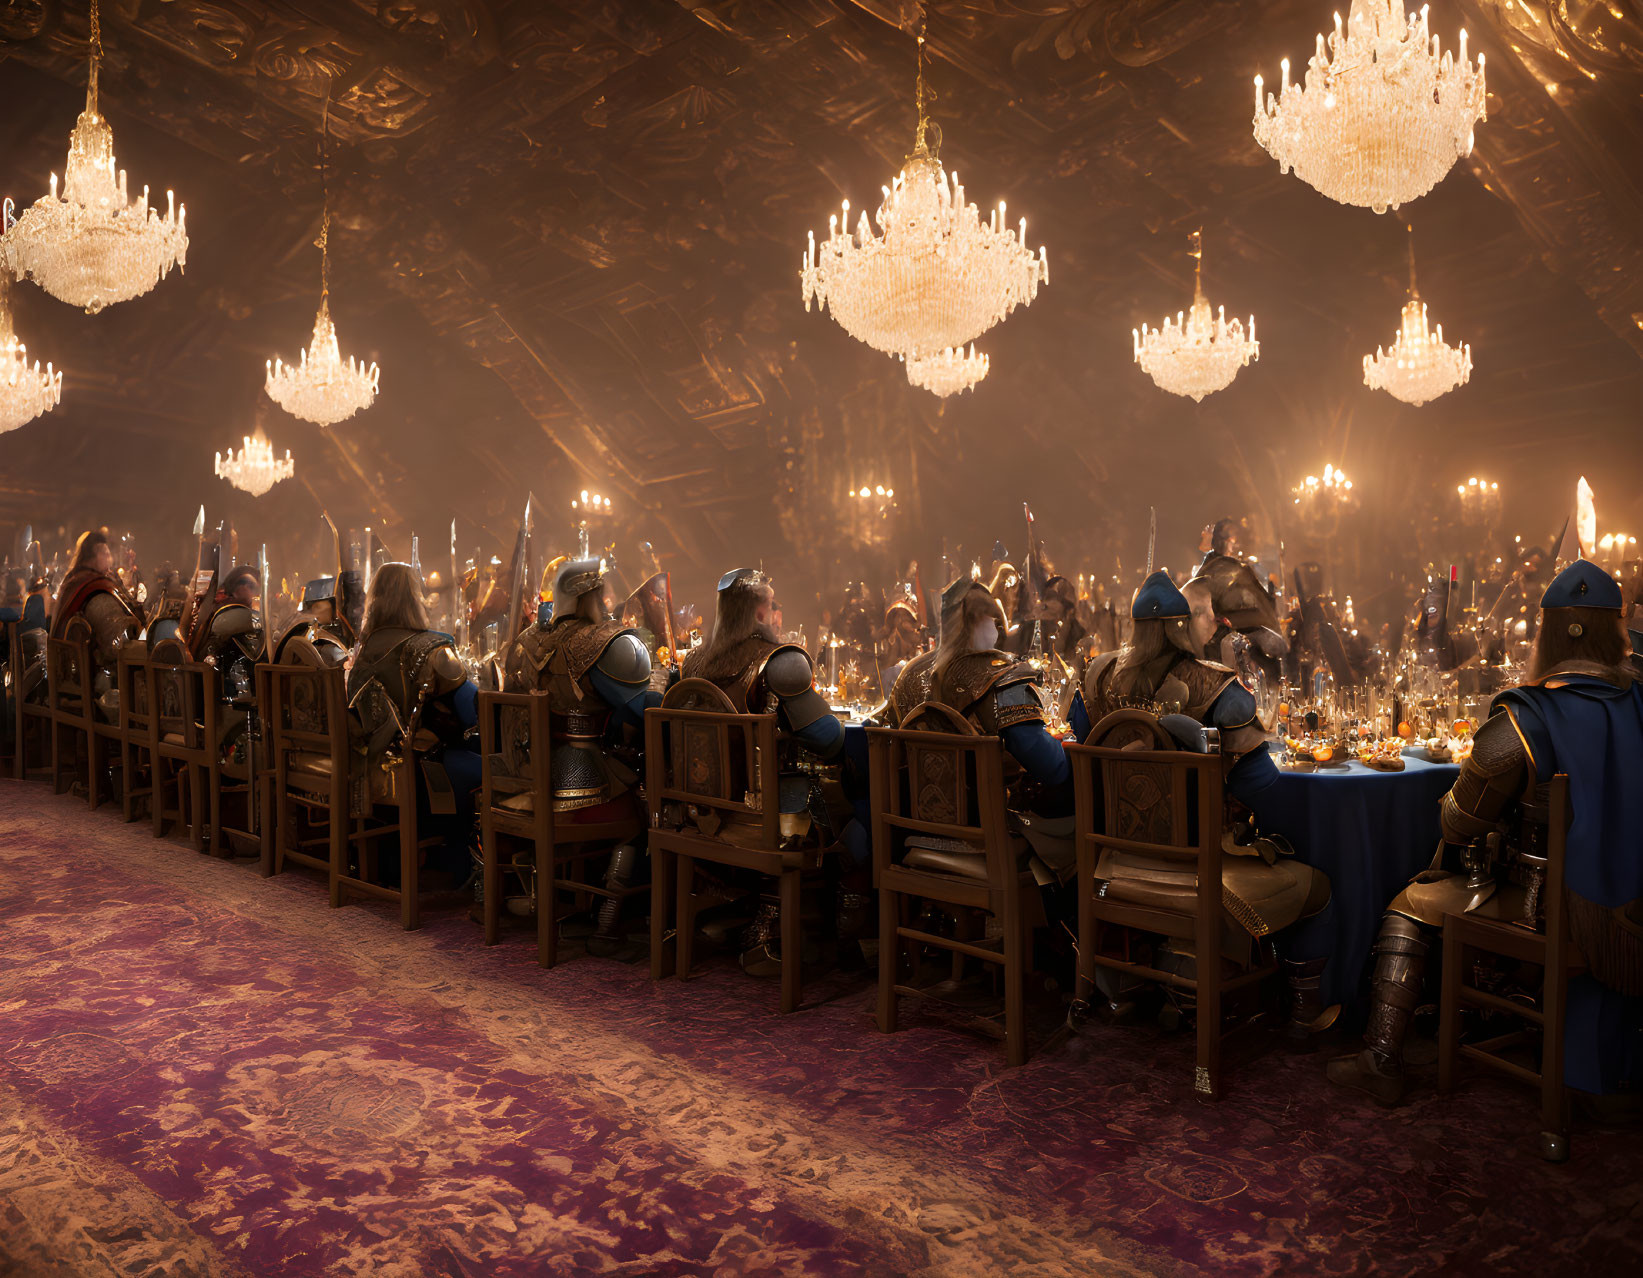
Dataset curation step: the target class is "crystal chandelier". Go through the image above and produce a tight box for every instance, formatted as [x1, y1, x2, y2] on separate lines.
[1253, 0, 1486, 215]
[800, 30, 1047, 362]
[214, 431, 295, 498]
[904, 344, 988, 397]
[0, 261, 64, 434]
[1363, 226, 1471, 405]
[1133, 232, 1258, 402]
[265, 90, 379, 427]
[2, 1, 187, 314]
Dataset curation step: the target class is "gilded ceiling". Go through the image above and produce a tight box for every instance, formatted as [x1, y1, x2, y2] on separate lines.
[1, 0, 1640, 595]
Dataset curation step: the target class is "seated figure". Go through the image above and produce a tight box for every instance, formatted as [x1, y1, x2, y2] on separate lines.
[1330, 560, 1643, 1105]
[678, 568, 864, 968]
[52, 530, 140, 722]
[346, 562, 481, 883]
[504, 556, 658, 953]
[680, 568, 842, 759]
[1080, 570, 1332, 1033]
[889, 575, 1075, 886]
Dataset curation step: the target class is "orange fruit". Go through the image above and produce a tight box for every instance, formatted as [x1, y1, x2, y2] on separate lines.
[1397, 721, 1413, 738]
[1312, 745, 1333, 762]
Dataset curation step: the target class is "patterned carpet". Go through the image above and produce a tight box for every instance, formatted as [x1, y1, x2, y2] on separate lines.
[1, 779, 1639, 1277]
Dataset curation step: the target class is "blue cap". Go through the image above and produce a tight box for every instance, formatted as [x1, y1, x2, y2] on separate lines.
[1132, 570, 1190, 620]
[1540, 559, 1623, 611]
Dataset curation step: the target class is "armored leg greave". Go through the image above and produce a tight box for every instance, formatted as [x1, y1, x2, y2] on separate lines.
[588, 843, 640, 955]
[1282, 956, 1336, 1041]
[1364, 913, 1430, 1070]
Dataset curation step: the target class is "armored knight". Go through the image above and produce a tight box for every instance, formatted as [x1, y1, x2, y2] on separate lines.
[679, 568, 842, 759]
[1412, 572, 1479, 672]
[1330, 561, 1643, 1114]
[1078, 571, 1333, 1030]
[1192, 542, 1289, 684]
[189, 564, 266, 753]
[877, 594, 925, 691]
[677, 568, 862, 969]
[52, 530, 141, 721]
[889, 575, 1075, 886]
[347, 562, 481, 881]
[504, 557, 658, 953]
[272, 576, 357, 666]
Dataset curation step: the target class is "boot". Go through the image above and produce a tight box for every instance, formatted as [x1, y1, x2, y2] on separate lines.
[740, 898, 783, 977]
[1327, 914, 1428, 1105]
[587, 843, 640, 958]
[834, 891, 874, 969]
[1282, 955, 1340, 1048]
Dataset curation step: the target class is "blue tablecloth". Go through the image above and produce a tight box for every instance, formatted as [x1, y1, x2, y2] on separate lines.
[1257, 752, 1460, 1007]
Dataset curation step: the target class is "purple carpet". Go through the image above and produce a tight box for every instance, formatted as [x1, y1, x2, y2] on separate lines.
[1, 778, 1638, 1276]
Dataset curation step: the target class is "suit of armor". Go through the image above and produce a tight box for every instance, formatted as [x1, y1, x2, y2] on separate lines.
[503, 615, 652, 812]
[1196, 553, 1288, 662]
[52, 568, 140, 721]
[885, 649, 939, 725]
[680, 635, 840, 758]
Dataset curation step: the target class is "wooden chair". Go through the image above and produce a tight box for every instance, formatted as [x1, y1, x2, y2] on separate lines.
[46, 618, 132, 810]
[203, 643, 268, 860]
[10, 619, 53, 783]
[265, 657, 440, 930]
[477, 689, 647, 966]
[46, 619, 96, 802]
[146, 638, 211, 850]
[0, 620, 16, 778]
[115, 644, 156, 824]
[266, 659, 350, 900]
[1439, 774, 1586, 1162]
[1068, 709, 1266, 1100]
[867, 704, 1040, 1066]
[645, 698, 826, 1014]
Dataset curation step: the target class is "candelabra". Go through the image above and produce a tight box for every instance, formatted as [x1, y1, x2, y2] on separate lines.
[571, 490, 613, 558]
[1597, 534, 1638, 571]
[1455, 477, 1501, 528]
[1292, 464, 1357, 521]
[214, 431, 295, 498]
[846, 483, 898, 549]
[1253, 0, 1487, 215]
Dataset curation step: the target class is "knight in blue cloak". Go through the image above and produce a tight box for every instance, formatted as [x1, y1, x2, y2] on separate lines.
[1330, 559, 1642, 1109]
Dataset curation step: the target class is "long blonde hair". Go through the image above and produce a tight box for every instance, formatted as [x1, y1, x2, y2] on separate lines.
[362, 562, 428, 636]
